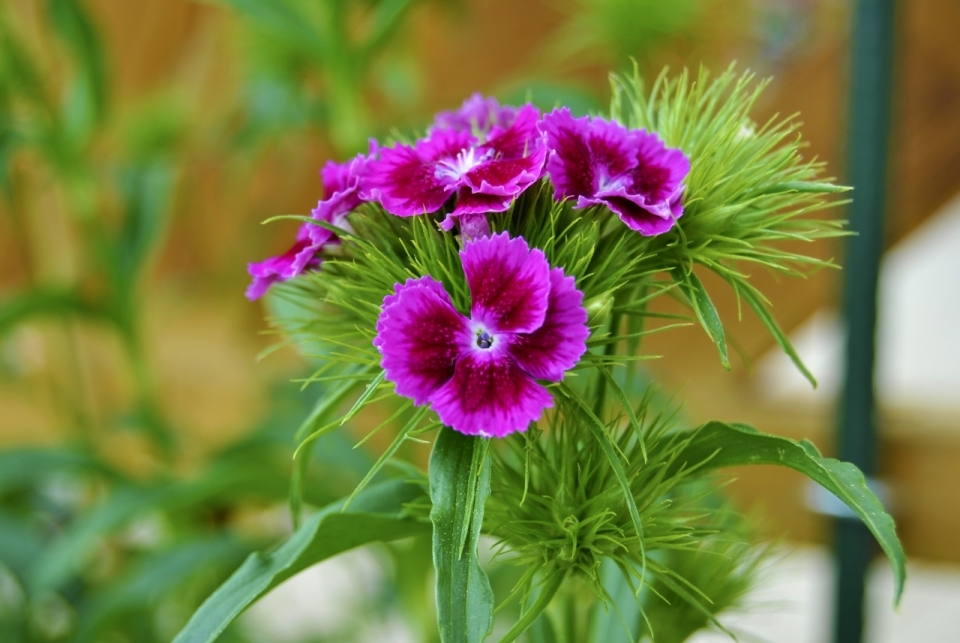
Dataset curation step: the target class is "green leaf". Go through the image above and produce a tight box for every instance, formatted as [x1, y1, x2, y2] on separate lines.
[767, 181, 851, 194]
[739, 283, 816, 387]
[669, 421, 905, 604]
[0, 448, 122, 493]
[429, 429, 494, 643]
[499, 568, 566, 643]
[678, 271, 730, 370]
[173, 479, 430, 643]
[0, 288, 110, 338]
[47, 0, 107, 127]
[75, 538, 251, 643]
[207, 0, 322, 56]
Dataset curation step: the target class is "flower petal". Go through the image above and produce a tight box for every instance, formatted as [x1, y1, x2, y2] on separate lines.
[245, 222, 331, 301]
[627, 130, 689, 203]
[432, 93, 517, 136]
[482, 104, 541, 158]
[428, 350, 552, 437]
[508, 268, 589, 381]
[461, 233, 550, 334]
[460, 145, 546, 197]
[321, 139, 378, 197]
[600, 193, 682, 236]
[366, 129, 474, 216]
[375, 277, 471, 405]
[540, 108, 636, 201]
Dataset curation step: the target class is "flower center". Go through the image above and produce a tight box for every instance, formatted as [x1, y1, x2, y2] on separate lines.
[435, 147, 485, 182]
[476, 330, 494, 349]
[597, 170, 626, 193]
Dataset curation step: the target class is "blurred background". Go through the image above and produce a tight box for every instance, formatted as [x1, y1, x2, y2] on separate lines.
[0, 0, 958, 641]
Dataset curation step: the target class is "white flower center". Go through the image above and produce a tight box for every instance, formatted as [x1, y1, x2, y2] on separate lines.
[435, 147, 486, 182]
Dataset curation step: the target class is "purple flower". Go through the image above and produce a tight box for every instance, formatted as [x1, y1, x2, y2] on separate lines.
[432, 93, 518, 136]
[245, 143, 377, 300]
[374, 233, 589, 438]
[365, 105, 547, 232]
[540, 108, 690, 236]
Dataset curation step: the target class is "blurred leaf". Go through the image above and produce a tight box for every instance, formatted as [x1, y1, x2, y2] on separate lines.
[115, 160, 176, 283]
[0, 448, 123, 494]
[29, 485, 170, 594]
[0, 511, 44, 577]
[74, 538, 251, 643]
[209, 0, 322, 55]
[0, 288, 112, 338]
[28, 461, 296, 594]
[172, 478, 430, 643]
[361, 0, 414, 59]
[45, 0, 108, 128]
[670, 421, 906, 604]
[429, 429, 493, 643]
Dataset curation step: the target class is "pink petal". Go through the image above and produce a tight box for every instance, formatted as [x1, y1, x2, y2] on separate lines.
[461, 233, 550, 334]
[599, 194, 681, 236]
[245, 223, 330, 301]
[540, 108, 636, 201]
[441, 191, 514, 230]
[428, 350, 553, 437]
[508, 268, 589, 381]
[366, 130, 474, 217]
[461, 143, 546, 197]
[483, 104, 541, 158]
[432, 94, 517, 135]
[628, 131, 689, 203]
[374, 277, 471, 405]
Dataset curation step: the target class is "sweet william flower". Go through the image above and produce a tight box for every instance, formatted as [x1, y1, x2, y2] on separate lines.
[245, 142, 377, 300]
[540, 108, 690, 236]
[365, 104, 547, 233]
[374, 233, 589, 438]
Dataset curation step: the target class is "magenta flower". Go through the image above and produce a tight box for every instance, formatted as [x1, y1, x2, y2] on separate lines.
[246, 143, 377, 300]
[540, 108, 690, 236]
[432, 93, 518, 136]
[365, 105, 547, 232]
[374, 233, 589, 438]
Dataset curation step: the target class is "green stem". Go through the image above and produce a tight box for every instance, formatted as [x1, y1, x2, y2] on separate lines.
[592, 310, 622, 417]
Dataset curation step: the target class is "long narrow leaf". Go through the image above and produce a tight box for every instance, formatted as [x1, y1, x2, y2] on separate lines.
[669, 421, 905, 604]
[173, 479, 429, 643]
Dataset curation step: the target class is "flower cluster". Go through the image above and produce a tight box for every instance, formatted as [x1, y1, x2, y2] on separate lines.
[246, 94, 691, 437]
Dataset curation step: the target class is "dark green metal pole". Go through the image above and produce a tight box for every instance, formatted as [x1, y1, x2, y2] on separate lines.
[834, 1, 896, 642]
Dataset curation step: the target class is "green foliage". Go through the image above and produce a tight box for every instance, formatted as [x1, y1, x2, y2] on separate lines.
[429, 430, 494, 643]
[173, 478, 431, 643]
[670, 421, 906, 603]
[212, 0, 434, 154]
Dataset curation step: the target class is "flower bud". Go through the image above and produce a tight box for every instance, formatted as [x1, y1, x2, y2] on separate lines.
[584, 293, 613, 327]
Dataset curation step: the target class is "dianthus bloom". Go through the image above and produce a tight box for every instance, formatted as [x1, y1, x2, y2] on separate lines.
[432, 93, 518, 136]
[245, 143, 377, 300]
[374, 233, 589, 437]
[365, 104, 546, 232]
[540, 108, 690, 236]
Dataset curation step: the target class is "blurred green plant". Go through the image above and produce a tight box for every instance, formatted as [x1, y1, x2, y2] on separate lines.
[0, 1, 440, 641]
[214, 0, 446, 155]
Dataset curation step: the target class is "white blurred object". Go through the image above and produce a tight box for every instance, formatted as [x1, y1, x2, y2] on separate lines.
[241, 547, 413, 643]
[689, 546, 960, 643]
[758, 191, 960, 413]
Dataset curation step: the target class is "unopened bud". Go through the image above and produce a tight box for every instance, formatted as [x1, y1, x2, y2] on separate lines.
[584, 293, 613, 327]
